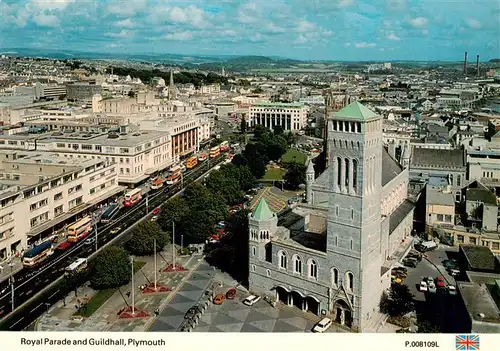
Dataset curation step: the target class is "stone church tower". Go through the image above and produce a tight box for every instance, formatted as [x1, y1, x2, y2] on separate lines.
[325, 101, 385, 331]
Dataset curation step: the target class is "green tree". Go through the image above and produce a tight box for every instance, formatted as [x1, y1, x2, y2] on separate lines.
[62, 269, 88, 300]
[157, 197, 189, 233]
[416, 320, 440, 333]
[182, 183, 227, 244]
[284, 162, 306, 189]
[385, 284, 415, 317]
[266, 135, 288, 161]
[243, 143, 268, 178]
[126, 221, 170, 256]
[90, 246, 131, 290]
[205, 166, 242, 205]
[240, 116, 247, 134]
[273, 125, 284, 136]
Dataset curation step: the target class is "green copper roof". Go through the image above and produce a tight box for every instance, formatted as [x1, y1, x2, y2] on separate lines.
[333, 101, 379, 121]
[252, 198, 275, 221]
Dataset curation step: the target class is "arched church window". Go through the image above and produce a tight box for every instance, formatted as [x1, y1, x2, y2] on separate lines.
[332, 268, 339, 286]
[346, 272, 354, 291]
[308, 260, 318, 279]
[278, 251, 287, 269]
[345, 158, 350, 188]
[337, 157, 342, 187]
[352, 159, 358, 192]
[293, 255, 302, 274]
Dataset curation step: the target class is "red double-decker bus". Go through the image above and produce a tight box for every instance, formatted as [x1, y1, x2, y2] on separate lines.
[123, 188, 142, 207]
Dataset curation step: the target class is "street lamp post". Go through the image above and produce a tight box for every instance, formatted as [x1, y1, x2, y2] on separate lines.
[181, 235, 184, 251]
[94, 222, 98, 252]
[153, 238, 157, 291]
[146, 194, 149, 214]
[131, 256, 135, 315]
[172, 221, 176, 270]
[9, 262, 15, 311]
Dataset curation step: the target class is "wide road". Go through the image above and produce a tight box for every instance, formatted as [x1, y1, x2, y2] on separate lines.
[0, 154, 225, 330]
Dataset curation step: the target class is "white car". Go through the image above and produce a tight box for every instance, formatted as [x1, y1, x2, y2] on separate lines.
[313, 318, 332, 333]
[243, 295, 261, 306]
[151, 215, 158, 221]
[419, 281, 428, 292]
[427, 281, 436, 293]
[448, 285, 457, 295]
[84, 237, 96, 245]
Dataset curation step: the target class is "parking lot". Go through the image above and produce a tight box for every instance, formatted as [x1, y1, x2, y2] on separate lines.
[394, 244, 467, 332]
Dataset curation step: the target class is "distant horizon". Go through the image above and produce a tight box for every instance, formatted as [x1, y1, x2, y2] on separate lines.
[1, 1, 498, 62]
[1, 47, 495, 65]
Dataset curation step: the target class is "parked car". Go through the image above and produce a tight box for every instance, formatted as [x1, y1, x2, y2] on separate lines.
[110, 227, 121, 235]
[436, 275, 446, 288]
[243, 295, 261, 306]
[448, 285, 457, 295]
[392, 266, 407, 274]
[152, 207, 161, 215]
[443, 259, 458, 269]
[407, 252, 422, 261]
[427, 281, 437, 293]
[312, 318, 333, 333]
[151, 215, 158, 221]
[425, 277, 434, 285]
[213, 294, 225, 305]
[449, 269, 460, 276]
[84, 237, 96, 245]
[184, 307, 199, 319]
[403, 258, 418, 268]
[419, 281, 428, 292]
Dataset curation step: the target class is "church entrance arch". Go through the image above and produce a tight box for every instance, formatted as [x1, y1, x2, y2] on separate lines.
[291, 291, 304, 310]
[275, 286, 289, 305]
[305, 296, 319, 315]
[333, 299, 353, 327]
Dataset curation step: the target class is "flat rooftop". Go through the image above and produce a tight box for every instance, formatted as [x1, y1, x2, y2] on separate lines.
[458, 282, 500, 323]
[460, 245, 499, 272]
[2, 151, 102, 168]
[0, 129, 166, 147]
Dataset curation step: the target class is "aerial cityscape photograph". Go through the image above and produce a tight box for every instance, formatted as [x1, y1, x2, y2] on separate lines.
[0, 0, 500, 343]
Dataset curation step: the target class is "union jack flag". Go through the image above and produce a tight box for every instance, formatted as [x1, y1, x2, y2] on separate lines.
[456, 334, 480, 350]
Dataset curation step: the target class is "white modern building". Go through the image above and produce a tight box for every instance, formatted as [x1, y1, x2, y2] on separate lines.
[247, 102, 308, 132]
[0, 151, 122, 260]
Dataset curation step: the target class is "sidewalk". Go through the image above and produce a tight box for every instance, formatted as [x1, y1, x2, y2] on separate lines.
[0, 257, 23, 284]
[36, 245, 200, 331]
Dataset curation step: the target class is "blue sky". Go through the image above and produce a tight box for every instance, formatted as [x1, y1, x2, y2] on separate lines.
[0, 0, 498, 61]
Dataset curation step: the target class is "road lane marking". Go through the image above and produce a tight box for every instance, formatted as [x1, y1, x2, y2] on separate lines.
[19, 291, 24, 296]
[10, 316, 24, 329]
[48, 290, 59, 300]
[30, 303, 42, 313]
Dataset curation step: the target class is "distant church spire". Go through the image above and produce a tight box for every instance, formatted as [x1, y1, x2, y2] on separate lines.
[169, 70, 177, 100]
[221, 65, 225, 77]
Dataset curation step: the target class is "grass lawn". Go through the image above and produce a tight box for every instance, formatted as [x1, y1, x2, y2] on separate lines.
[262, 167, 285, 180]
[281, 149, 307, 165]
[74, 261, 146, 318]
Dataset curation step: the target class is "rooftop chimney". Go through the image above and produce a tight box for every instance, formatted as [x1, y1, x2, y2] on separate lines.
[476, 55, 480, 77]
[464, 52, 468, 75]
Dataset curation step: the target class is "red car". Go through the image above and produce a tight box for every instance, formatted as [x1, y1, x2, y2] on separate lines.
[152, 207, 160, 215]
[436, 275, 446, 287]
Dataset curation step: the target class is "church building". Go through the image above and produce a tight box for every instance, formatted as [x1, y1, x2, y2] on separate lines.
[247, 101, 415, 332]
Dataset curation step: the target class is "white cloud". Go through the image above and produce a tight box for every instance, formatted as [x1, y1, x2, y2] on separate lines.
[465, 18, 481, 29]
[387, 0, 406, 10]
[168, 6, 210, 28]
[338, 0, 354, 8]
[163, 31, 194, 41]
[386, 33, 401, 41]
[296, 20, 316, 33]
[408, 17, 429, 29]
[237, 2, 259, 24]
[355, 42, 376, 48]
[266, 23, 285, 33]
[33, 13, 59, 27]
[105, 30, 134, 38]
[114, 19, 135, 28]
[30, 0, 74, 10]
[107, 0, 146, 16]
